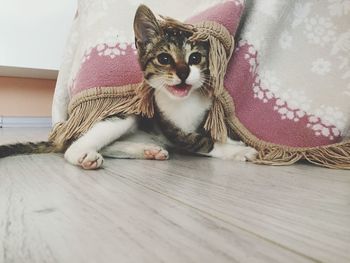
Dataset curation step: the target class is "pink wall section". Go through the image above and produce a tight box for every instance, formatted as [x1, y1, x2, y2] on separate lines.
[0, 76, 56, 117]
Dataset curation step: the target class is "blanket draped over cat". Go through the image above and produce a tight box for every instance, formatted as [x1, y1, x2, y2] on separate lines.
[49, 17, 350, 169]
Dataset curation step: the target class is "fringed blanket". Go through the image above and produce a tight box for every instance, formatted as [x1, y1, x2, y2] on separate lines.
[51, 0, 350, 169]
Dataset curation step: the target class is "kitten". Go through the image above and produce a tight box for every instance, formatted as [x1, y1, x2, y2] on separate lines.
[0, 5, 257, 170]
[102, 5, 258, 163]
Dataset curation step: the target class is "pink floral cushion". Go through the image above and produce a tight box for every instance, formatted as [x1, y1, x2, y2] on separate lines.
[228, 1, 350, 147]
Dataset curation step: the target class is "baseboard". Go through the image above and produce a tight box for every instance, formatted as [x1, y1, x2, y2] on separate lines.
[0, 116, 52, 128]
[0, 66, 58, 80]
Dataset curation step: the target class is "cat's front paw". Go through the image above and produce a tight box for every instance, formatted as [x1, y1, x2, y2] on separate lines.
[78, 151, 104, 170]
[65, 146, 104, 169]
[233, 146, 258, 162]
[210, 143, 258, 162]
[144, 146, 169, 160]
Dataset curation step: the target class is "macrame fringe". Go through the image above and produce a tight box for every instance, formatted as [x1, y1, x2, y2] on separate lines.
[204, 98, 227, 142]
[49, 84, 145, 149]
[227, 113, 350, 169]
[253, 142, 350, 169]
[190, 21, 235, 142]
[191, 21, 234, 97]
[255, 147, 303, 166]
[303, 141, 350, 169]
[132, 81, 155, 117]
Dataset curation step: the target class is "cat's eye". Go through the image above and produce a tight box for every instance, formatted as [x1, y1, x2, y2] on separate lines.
[189, 52, 202, 65]
[157, 53, 173, 65]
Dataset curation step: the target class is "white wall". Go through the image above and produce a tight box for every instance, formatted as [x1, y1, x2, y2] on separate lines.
[0, 0, 77, 71]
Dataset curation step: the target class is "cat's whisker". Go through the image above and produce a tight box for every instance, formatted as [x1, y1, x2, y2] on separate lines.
[201, 80, 212, 86]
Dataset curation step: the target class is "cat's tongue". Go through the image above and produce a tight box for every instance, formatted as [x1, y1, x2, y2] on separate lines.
[167, 84, 192, 97]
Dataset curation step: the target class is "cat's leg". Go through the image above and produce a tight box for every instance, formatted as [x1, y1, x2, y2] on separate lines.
[102, 141, 169, 160]
[174, 132, 257, 161]
[64, 116, 136, 169]
[101, 130, 169, 160]
[207, 138, 258, 161]
[157, 119, 257, 161]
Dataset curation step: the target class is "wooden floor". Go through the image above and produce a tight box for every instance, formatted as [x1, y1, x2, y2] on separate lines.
[0, 128, 349, 263]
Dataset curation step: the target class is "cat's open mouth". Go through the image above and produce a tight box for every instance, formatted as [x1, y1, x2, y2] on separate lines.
[166, 84, 192, 97]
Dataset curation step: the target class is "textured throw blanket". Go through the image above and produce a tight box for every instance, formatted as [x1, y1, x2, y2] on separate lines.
[51, 0, 350, 169]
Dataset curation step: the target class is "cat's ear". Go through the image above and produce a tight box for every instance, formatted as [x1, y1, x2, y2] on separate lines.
[134, 5, 161, 46]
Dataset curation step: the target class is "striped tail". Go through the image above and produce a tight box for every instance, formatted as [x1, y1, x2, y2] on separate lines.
[0, 141, 55, 158]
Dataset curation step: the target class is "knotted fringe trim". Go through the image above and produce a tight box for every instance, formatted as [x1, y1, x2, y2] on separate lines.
[48, 84, 151, 150]
[203, 90, 234, 142]
[190, 21, 235, 142]
[226, 112, 350, 169]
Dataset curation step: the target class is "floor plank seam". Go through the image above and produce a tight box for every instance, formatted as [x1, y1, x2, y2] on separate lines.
[105, 168, 323, 263]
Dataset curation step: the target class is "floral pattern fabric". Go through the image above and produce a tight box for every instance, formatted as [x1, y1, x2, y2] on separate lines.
[230, 0, 350, 146]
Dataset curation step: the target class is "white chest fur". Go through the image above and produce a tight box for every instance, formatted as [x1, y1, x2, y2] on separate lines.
[155, 91, 212, 133]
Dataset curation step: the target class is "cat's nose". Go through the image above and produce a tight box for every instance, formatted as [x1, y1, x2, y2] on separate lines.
[176, 64, 190, 82]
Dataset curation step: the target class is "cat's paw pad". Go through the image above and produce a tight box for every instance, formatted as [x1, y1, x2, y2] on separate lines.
[211, 143, 258, 162]
[64, 147, 104, 169]
[232, 146, 258, 162]
[144, 146, 169, 160]
[79, 151, 104, 170]
[243, 147, 258, 161]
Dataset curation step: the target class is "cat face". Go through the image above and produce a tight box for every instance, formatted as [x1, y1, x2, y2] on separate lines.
[134, 5, 209, 100]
